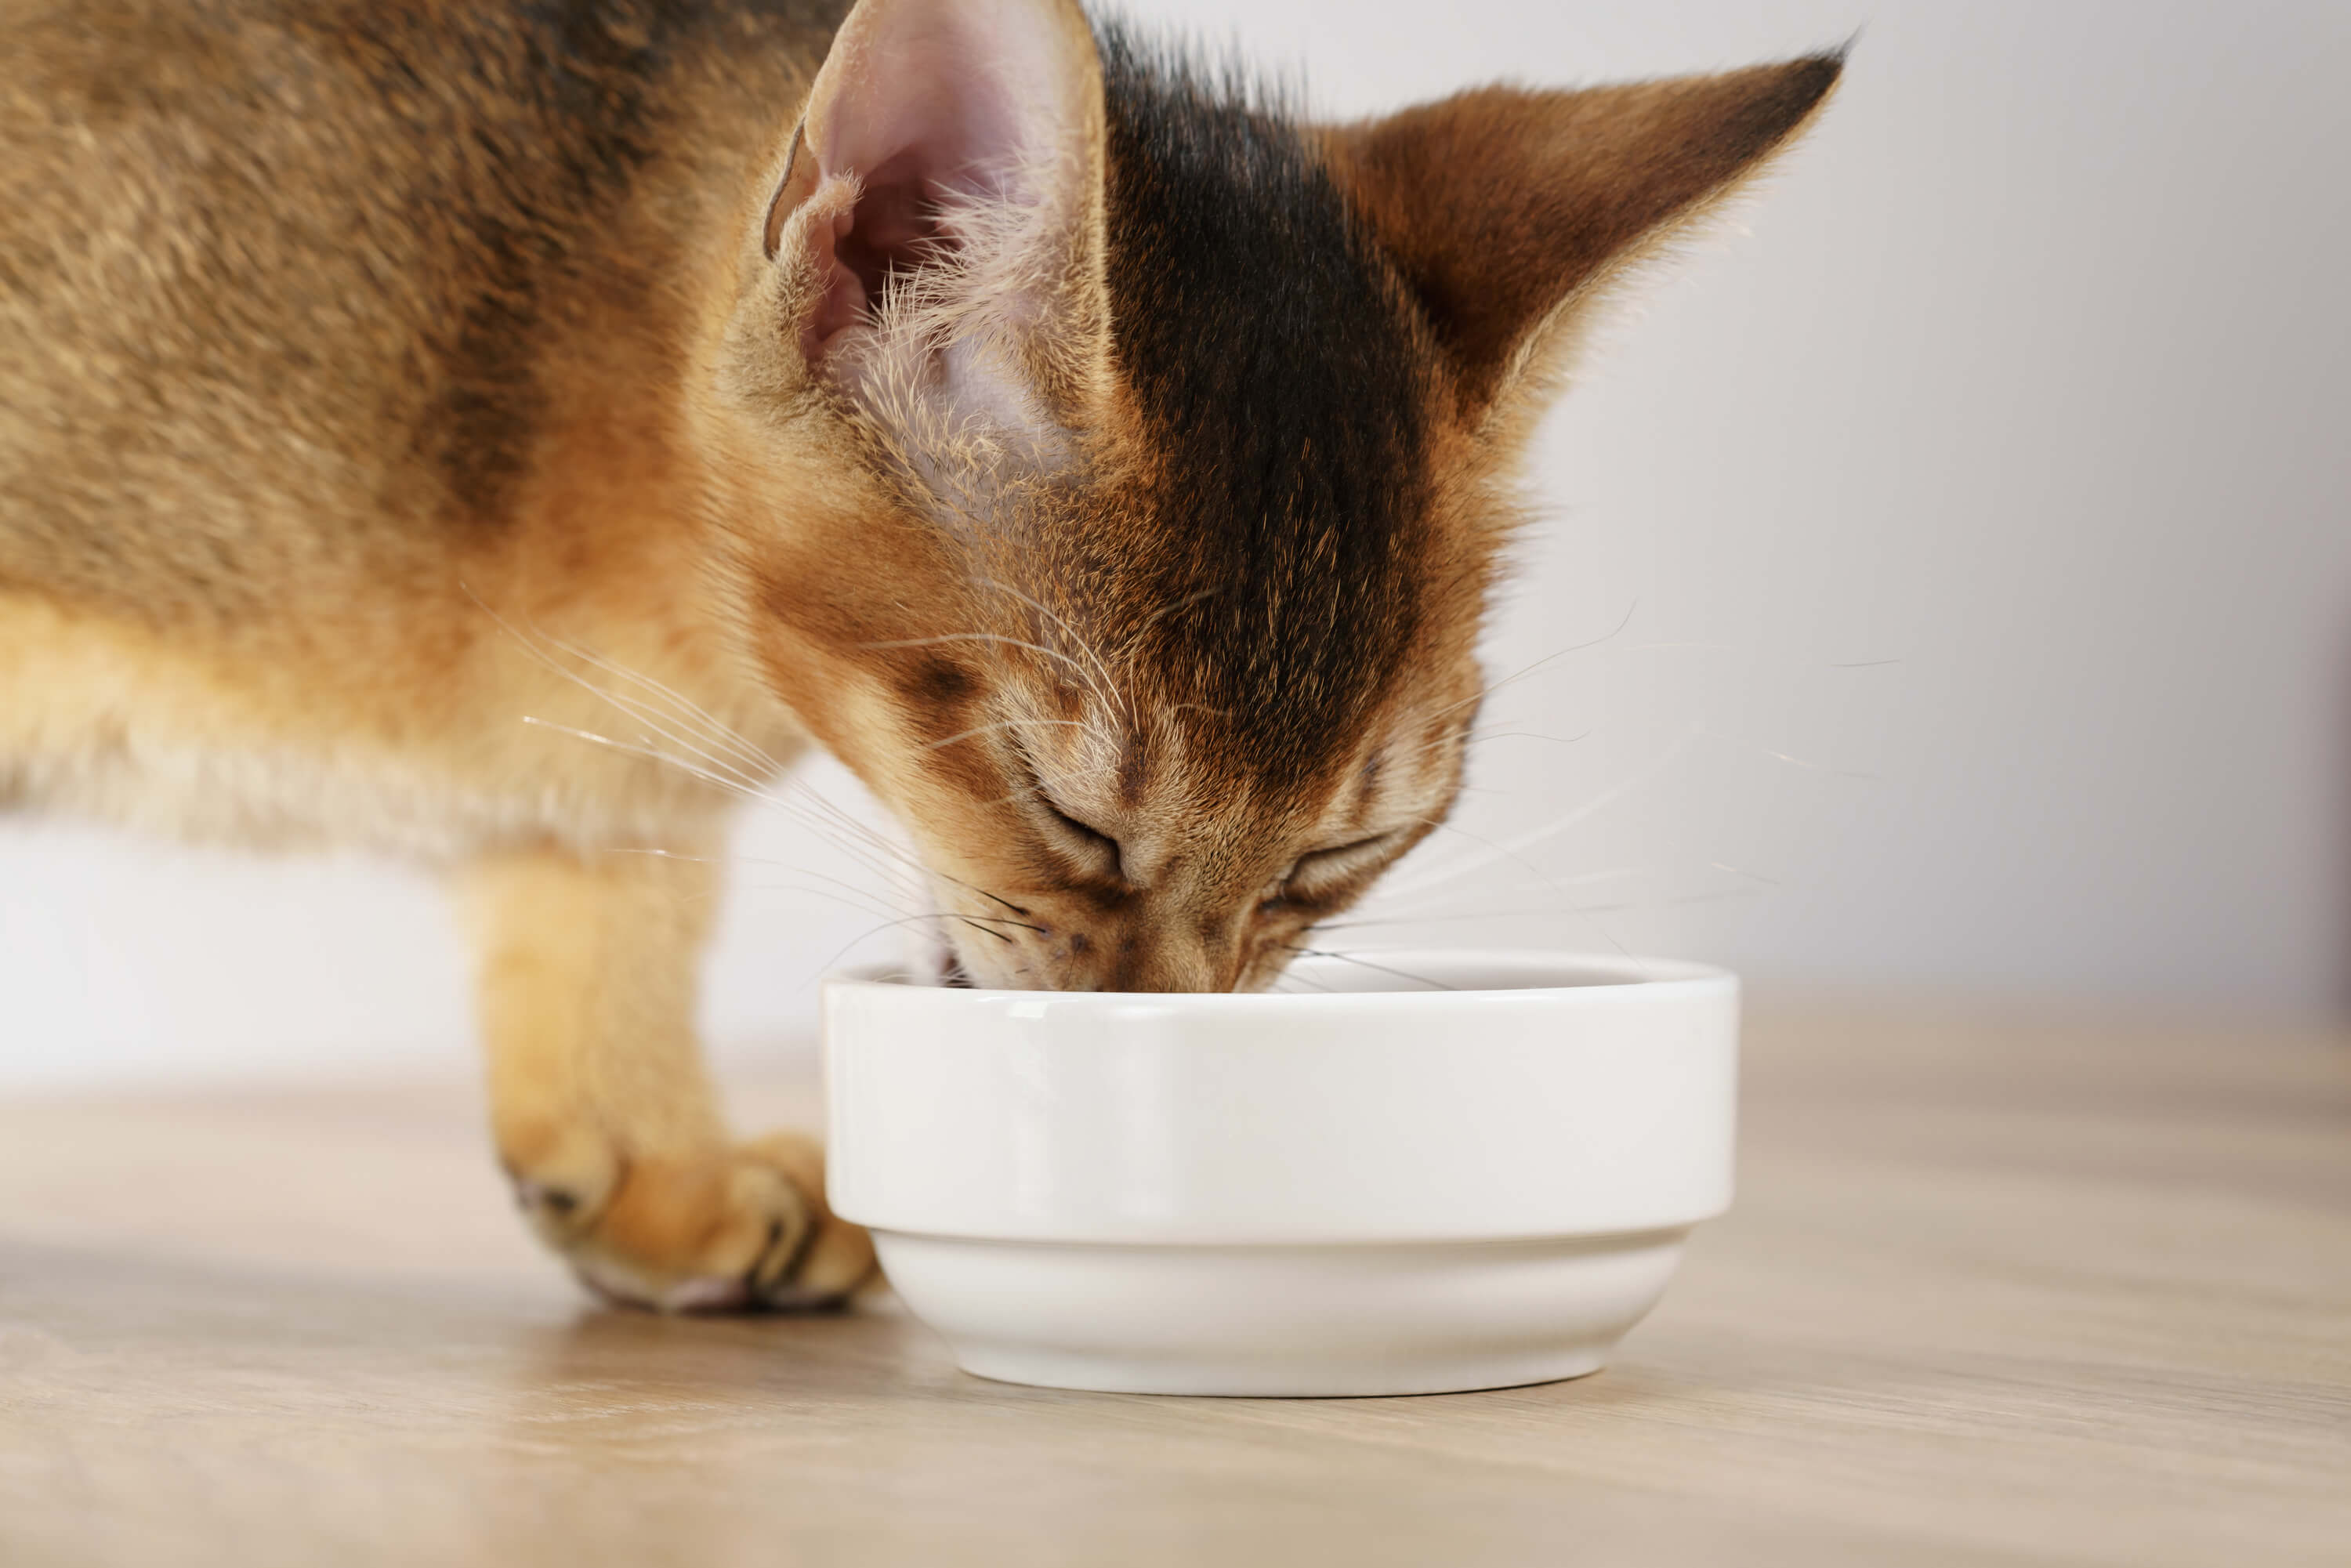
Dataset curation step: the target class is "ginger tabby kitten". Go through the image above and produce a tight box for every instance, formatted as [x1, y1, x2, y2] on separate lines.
[0, 0, 1838, 1309]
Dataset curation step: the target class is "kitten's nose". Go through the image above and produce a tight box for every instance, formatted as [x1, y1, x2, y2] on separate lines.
[1100, 930, 1232, 993]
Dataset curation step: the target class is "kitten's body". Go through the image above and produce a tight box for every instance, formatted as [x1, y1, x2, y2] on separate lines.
[0, 0, 1836, 1310]
[2, 0, 835, 857]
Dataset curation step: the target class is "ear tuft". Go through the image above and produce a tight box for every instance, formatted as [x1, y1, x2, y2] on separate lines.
[1326, 52, 1844, 421]
[762, 0, 1110, 482]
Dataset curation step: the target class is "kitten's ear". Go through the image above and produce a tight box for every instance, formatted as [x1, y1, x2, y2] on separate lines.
[762, 0, 1110, 434]
[1325, 54, 1843, 424]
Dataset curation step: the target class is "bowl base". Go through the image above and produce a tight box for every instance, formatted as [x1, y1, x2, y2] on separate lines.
[874, 1229, 1690, 1398]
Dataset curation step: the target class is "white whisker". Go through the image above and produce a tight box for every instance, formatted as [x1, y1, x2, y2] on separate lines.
[1283, 948, 1458, 991]
[1424, 599, 1639, 724]
[529, 627, 784, 777]
[1415, 820, 1633, 959]
[857, 632, 1103, 686]
[1378, 724, 1702, 900]
[1762, 748, 1880, 781]
[468, 591, 784, 800]
[970, 576, 1127, 717]
[922, 717, 1099, 754]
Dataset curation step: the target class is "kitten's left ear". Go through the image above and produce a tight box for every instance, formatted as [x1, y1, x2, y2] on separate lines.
[761, 0, 1110, 435]
[1324, 53, 1844, 429]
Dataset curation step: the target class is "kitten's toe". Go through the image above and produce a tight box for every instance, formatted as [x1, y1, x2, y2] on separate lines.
[732, 1131, 879, 1310]
[513, 1132, 877, 1313]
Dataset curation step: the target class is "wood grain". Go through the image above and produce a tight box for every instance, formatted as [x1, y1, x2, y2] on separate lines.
[1, 1009, 2346, 1567]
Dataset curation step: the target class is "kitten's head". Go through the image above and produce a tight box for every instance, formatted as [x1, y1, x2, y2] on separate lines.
[712, 0, 1838, 990]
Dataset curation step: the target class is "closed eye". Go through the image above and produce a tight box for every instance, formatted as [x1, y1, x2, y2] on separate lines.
[1276, 831, 1400, 903]
[1005, 737, 1125, 881]
[1028, 784, 1125, 882]
[1041, 797, 1121, 873]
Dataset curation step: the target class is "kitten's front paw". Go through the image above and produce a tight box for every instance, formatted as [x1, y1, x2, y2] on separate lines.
[509, 1130, 876, 1313]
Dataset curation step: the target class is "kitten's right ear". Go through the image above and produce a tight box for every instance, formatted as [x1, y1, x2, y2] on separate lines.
[759, 0, 1110, 433]
[1325, 54, 1843, 428]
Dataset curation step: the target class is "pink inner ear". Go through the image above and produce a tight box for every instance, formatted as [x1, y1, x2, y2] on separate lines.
[829, 150, 949, 317]
[798, 0, 1062, 353]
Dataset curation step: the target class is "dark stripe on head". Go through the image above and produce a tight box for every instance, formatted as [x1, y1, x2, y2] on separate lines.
[1094, 26, 1433, 791]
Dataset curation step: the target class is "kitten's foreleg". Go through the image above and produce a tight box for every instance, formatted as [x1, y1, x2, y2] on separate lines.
[453, 842, 875, 1310]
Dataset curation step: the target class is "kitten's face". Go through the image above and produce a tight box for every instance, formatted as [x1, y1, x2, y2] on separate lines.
[721, 0, 1837, 992]
[742, 418, 1498, 993]
[851, 629, 1481, 993]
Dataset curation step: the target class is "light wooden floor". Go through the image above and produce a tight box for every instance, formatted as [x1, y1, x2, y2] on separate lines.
[2, 1008, 2346, 1567]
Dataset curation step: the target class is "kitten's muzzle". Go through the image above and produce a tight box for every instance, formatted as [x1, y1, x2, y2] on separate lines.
[954, 908, 1244, 994]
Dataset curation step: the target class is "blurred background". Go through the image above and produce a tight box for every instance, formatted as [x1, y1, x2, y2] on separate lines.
[3, 0, 2346, 1088]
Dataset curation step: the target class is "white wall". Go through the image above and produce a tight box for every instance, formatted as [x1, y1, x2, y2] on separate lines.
[5, 0, 2346, 1087]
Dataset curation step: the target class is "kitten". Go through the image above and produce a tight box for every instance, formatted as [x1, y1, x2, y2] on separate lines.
[0, 0, 1838, 1309]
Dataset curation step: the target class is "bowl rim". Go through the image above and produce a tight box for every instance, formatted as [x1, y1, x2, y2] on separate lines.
[822, 949, 1737, 1008]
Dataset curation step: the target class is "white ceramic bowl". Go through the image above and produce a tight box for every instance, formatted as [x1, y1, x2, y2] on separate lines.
[822, 951, 1737, 1397]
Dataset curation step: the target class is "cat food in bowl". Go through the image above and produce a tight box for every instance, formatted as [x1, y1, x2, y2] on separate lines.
[822, 951, 1737, 1397]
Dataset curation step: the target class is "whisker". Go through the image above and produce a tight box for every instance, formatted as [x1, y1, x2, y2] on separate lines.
[808, 907, 1040, 983]
[521, 718, 923, 896]
[628, 850, 944, 924]
[1762, 748, 1880, 781]
[519, 717, 742, 788]
[857, 632, 1101, 685]
[527, 626, 784, 777]
[970, 576, 1126, 716]
[1320, 888, 1768, 929]
[471, 586, 1055, 947]
[1423, 599, 1639, 724]
[1315, 905, 1640, 931]
[1466, 728, 1593, 748]
[921, 717, 1098, 754]
[1414, 820, 1634, 960]
[709, 770, 1038, 934]
[607, 844, 924, 923]
[1389, 723, 1589, 770]
[490, 625, 781, 802]
[574, 689, 773, 798]
[978, 889, 1032, 918]
[679, 881, 903, 918]
[1281, 948, 1458, 991]
[1360, 864, 1650, 905]
[462, 585, 781, 789]
[1378, 723, 1701, 900]
[1349, 871, 1650, 923]
[810, 914, 958, 983]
